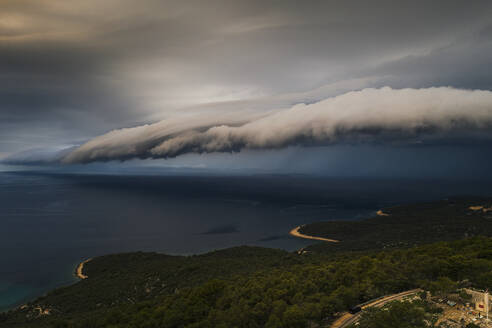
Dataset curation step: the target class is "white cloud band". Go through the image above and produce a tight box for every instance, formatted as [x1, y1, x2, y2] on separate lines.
[61, 87, 492, 163]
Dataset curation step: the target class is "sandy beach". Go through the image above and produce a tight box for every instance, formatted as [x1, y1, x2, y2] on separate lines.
[289, 226, 339, 243]
[76, 258, 92, 279]
[376, 210, 390, 216]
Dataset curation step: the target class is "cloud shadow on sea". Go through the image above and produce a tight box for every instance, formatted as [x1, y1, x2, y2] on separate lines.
[199, 224, 239, 235]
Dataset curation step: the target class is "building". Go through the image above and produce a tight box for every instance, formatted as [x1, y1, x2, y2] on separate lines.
[464, 288, 490, 316]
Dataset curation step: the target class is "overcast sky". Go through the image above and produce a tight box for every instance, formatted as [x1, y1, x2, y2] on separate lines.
[2, 0, 492, 175]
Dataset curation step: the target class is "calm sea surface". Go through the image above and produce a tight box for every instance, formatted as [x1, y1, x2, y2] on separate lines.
[1, 172, 492, 311]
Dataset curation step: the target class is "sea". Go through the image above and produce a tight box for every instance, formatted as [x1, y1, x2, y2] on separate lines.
[1, 171, 492, 311]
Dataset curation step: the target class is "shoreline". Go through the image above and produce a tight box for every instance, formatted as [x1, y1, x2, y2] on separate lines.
[289, 226, 339, 243]
[75, 258, 92, 279]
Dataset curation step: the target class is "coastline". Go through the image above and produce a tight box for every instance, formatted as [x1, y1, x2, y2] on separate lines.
[376, 210, 390, 216]
[289, 226, 339, 243]
[76, 258, 92, 279]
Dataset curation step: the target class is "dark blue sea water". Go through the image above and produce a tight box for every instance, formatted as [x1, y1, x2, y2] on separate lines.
[1, 171, 492, 312]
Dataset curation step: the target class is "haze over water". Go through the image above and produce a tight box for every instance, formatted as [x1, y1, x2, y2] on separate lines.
[1, 171, 492, 311]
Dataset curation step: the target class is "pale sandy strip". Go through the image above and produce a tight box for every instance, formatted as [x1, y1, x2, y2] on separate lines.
[289, 226, 339, 243]
[376, 210, 390, 216]
[76, 258, 92, 279]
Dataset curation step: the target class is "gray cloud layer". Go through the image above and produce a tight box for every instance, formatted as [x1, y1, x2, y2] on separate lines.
[61, 87, 492, 163]
[2, 1, 492, 167]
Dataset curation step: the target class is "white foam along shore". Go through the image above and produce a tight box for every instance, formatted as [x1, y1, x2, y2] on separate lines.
[289, 226, 339, 243]
[75, 258, 92, 279]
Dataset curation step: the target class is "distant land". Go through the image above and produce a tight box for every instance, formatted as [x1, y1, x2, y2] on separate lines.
[299, 197, 492, 252]
[2, 197, 492, 327]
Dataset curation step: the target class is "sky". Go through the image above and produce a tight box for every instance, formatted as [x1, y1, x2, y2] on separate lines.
[1, 0, 492, 177]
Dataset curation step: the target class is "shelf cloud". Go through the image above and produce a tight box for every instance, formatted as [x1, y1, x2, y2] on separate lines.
[2, 1, 492, 174]
[60, 87, 492, 163]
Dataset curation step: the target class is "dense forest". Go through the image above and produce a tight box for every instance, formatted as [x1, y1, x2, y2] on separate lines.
[353, 300, 443, 328]
[351, 298, 484, 328]
[300, 197, 492, 252]
[2, 198, 492, 328]
[2, 237, 492, 328]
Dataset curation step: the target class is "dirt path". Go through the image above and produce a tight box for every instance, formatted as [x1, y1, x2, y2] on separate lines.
[289, 226, 339, 243]
[76, 258, 92, 279]
[330, 289, 422, 328]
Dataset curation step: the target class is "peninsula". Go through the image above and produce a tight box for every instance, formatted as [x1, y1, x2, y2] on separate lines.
[289, 225, 339, 242]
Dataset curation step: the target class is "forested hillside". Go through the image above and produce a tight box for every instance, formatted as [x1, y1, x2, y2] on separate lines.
[301, 197, 492, 252]
[2, 237, 492, 328]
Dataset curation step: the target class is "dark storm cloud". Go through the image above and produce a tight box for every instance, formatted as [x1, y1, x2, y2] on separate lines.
[2, 0, 492, 163]
[1, 146, 75, 165]
[363, 34, 492, 91]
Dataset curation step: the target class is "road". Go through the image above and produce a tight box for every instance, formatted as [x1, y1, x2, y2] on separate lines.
[330, 289, 422, 328]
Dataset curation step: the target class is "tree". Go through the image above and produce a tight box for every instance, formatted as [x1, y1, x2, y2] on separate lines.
[356, 301, 432, 328]
[459, 290, 472, 302]
[466, 324, 480, 328]
[265, 314, 283, 328]
[426, 277, 457, 297]
[283, 305, 307, 328]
